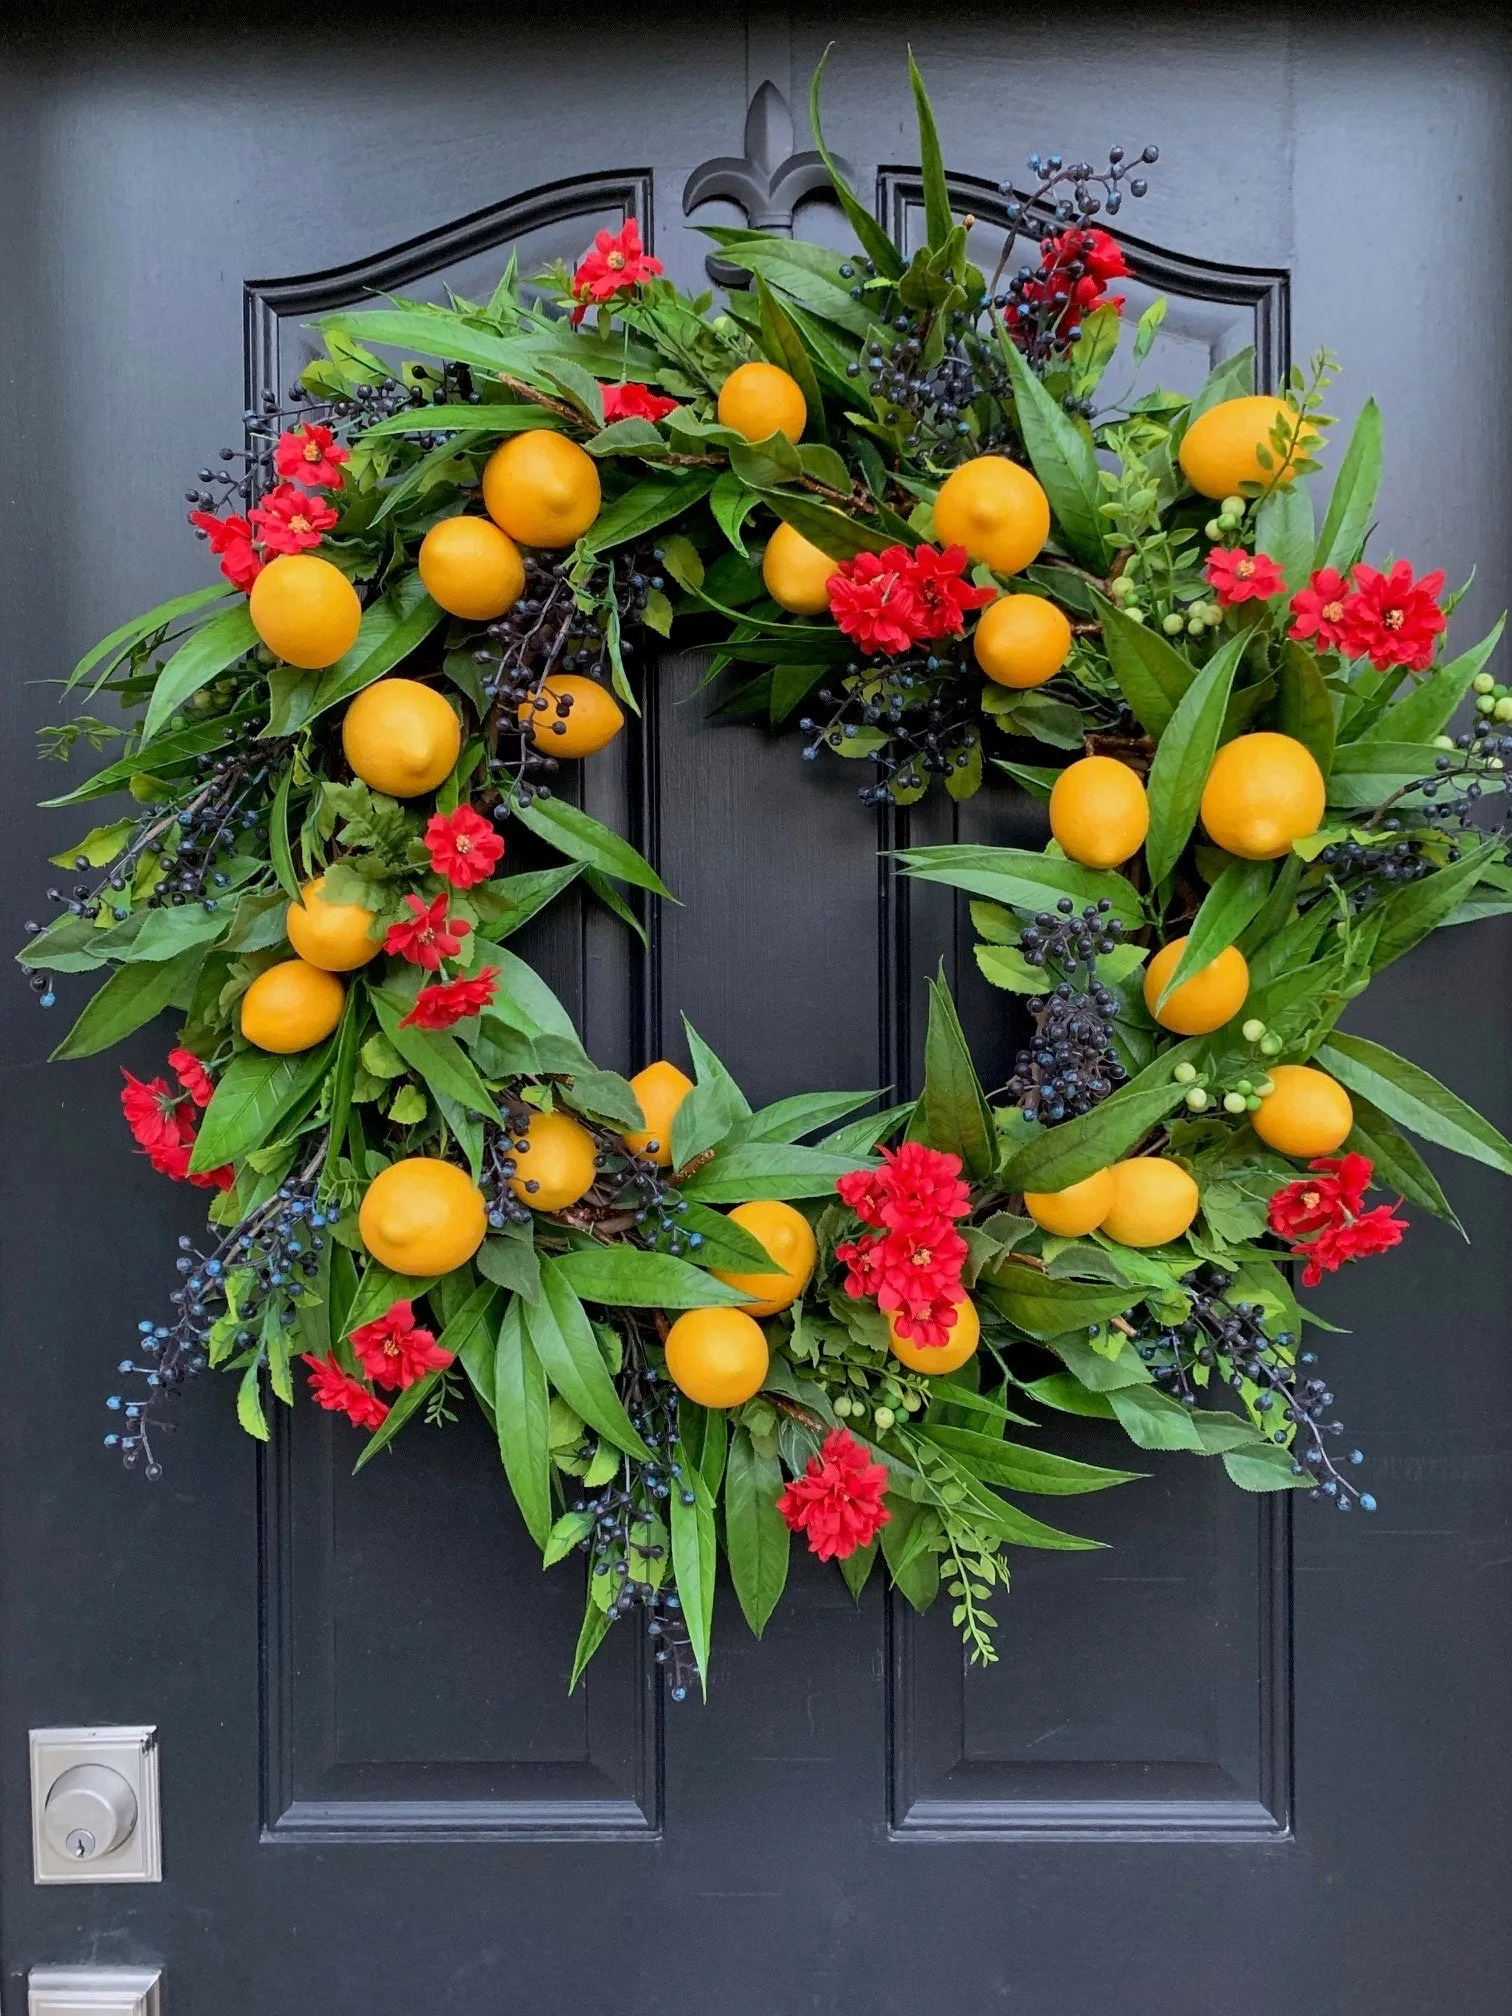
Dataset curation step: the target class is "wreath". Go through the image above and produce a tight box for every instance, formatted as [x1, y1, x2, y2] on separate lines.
[23, 50, 1512, 1700]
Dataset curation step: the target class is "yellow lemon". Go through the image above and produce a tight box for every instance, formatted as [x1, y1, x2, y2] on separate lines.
[517, 673, 625, 759]
[239, 958, 345, 1054]
[359, 1157, 487, 1276]
[886, 1295, 981, 1374]
[973, 594, 1073, 687]
[1178, 395, 1319, 499]
[622, 1061, 694, 1166]
[1143, 939, 1250, 1035]
[284, 876, 381, 972]
[664, 1306, 770, 1408]
[711, 1200, 817, 1317]
[717, 361, 808, 444]
[482, 430, 602, 548]
[1101, 1159, 1200, 1247]
[1023, 1168, 1116, 1239]
[508, 1109, 599, 1212]
[417, 515, 525, 620]
[762, 521, 839, 614]
[1200, 732, 1326, 860]
[341, 678, 461, 798]
[933, 456, 1050, 576]
[1049, 755, 1150, 869]
[249, 554, 362, 669]
[1251, 1065, 1354, 1158]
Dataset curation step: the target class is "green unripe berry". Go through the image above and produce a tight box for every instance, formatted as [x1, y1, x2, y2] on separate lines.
[1216, 512, 1240, 534]
[1162, 612, 1186, 635]
[1245, 1094, 1263, 1111]
[1253, 1076, 1275, 1097]
[1241, 1018, 1266, 1043]
[833, 1396, 851, 1417]
[1220, 494, 1247, 518]
[1187, 617, 1206, 637]
[902, 1390, 922, 1412]
[1202, 602, 1225, 625]
[1184, 1087, 1209, 1111]
[873, 1406, 896, 1431]
[1223, 1091, 1248, 1116]
[1204, 518, 1224, 540]
[1235, 1079, 1253, 1096]
[1173, 1060, 1198, 1083]
[1492, 698, 1512, 723]
[1108, 575, 1133, 600]
[1259, 1032, 1283, 1057]
[1125, 608, 1147, 625]
[1477, 694, 1497, 715]
[1473, 672, 1496, 694]
[1495, 684, 1509, 700]
[1432, 735, 1457, 751]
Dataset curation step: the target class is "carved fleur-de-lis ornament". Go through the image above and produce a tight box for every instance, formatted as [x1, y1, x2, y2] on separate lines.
[683, 80, 853, 286]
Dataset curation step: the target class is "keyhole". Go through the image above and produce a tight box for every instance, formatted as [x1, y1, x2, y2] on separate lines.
[65, 1828, 96, 1858]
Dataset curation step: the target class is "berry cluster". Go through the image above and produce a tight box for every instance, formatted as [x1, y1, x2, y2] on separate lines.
[798, 647, 980, 806]
[1007, 900, 1129, 1123]
[1130, 1265, 1374, 1511]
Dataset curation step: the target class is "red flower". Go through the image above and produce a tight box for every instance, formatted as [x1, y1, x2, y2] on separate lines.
[905, 543, 996, 639]
[569, 219, 663, 326]
[302, 1355, 390, 1431]
[423, 805, 505, 889]
[400, 968, 500, 1031]
[1204, 546, 1286, 606]
[1288, 567, 1353, 652]
[383, 892, 471, 971]
[1296, 1204, 1407, 1289]
[274, 422, 350, 490]
[249, 482, 339, 556]
[874, 1142, 971, 1235]
[777, 1428, 891, 1562]
[1267, 1153, 1372, 1241]
[120, 1064, 234, 1190]
[348, 1301, 454, 1391]
[600, 381, 678, 424]
[835, 1141, 972, 1343]
[121, 1071, 184, 1155]
[189, 509, 263, 592]
[1337, 560, 1447, 673]
[827, 548, 926, 655]
[1003, 226, 1129, 345]
[168, 1047, 216, 1108]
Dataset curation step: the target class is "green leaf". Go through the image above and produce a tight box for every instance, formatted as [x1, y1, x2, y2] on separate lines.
[725, 1426, 790, 1637]
[354, 1281, 498, 1472]
[1325, 740, 1442, 808]
[509, 793, 672, 898]
[530, 1260, 652, 1458]
[1186, 347, 1255, 424]
[1143, 630, 1246, 886]
[808, 45, 905, 277]
[1275, 641, 1337, 778]
[1222, 1444, 1314, 1492]
[982, 1262, 1140, 1341]
[550, 1246, 749, 1308]
[305, 576, 445, 722]
[493, 1296, 553, 1547]
[906, 46, 953, 250]
[1313, 397, 1382, 575]
[1091, 592, 1193, 738]
[754, 280, 824, 442]
[897, 844, 1144, 925]
[670, 1020, 750, 1169]
[268, 761, 301, 902]
[821, 1101, 915, 1156]
[758, 487, 897, 560]
[66, 583, 230, 694]
[998, 334, 1106, 567]
[996, 1043, 1198, 1193]
[1253, 482, 1314, 597]
[476, 1222, 543, 1301]
[42, 716, 238, 808]
[1317, 1032, 1512, 1177]
[739, 1089, 881, 1144]
[370, 987, 501, 1122]
[679, 1140, 868, 1203]
[909, 969, 996, 1179]
[1368, 839, 1501, 974]
[1345, 1097, 1462, 1232]
[702, 232, 870, 338]
[914, 1423, 1139, 1494]
[1156, 859, 1272, 1007]
[669, 1203, 779, 1274]
[138, 598, 254, 740]
[669, 1464, 717, 1692]
[472, 863, 584, 939]
[48, 820, 136, 871]
[581, 469, 717, 553]
[190, 1041, 334, 1170]
[50, 950, 204, 1061]
[1361, 616, 1505, 746]
[1110, 1386, 1216, 1452]
[568, 1596, 613, 1691]
[237, 1358, 270, 1442]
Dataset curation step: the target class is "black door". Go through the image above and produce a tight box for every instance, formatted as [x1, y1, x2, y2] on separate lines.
[3, 9, 1510, 2012]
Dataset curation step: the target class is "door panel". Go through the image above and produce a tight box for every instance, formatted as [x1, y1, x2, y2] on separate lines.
[3, 9, 1509, 2014]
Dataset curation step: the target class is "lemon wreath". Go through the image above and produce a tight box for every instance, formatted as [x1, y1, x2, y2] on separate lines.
[22, 52, 1512, 1697]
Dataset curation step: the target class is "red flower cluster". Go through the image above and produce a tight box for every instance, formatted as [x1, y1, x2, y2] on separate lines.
[1204, 546, 1286, 607]
[776, 1428, 890, 1561]
[400, 967, 500, 1031]
[348, 1300, 454, 1391]
[424, 804, 504, 889]
[569, 220, 663, 326]
[1288, 561, 1446, 672]
[190, 424, 349, 590]
[1266, 1153, 1408, 1288]
[302, 1355, 389, 1431]
[836, 1141, 972, 1346]
[383, 892, 471, 970]
[601, 381, 678, 424]
[1004, 226, 1129, 344]
[827, 543, 994, 657]
[120, 1051, 233, 1191]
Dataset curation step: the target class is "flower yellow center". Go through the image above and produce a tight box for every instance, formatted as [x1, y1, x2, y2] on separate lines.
[607, 251, 627, 270]
[303, 440, 322, 462]
[289, 513, 311, 535]
[1302, 1188, 1321, 1209]
[1234, 556, 1255, 579]
[1322, 600, 1344, 622]
[1384, 607, 1405, 630]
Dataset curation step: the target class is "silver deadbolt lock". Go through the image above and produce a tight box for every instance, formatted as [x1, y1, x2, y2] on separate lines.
[29, 1726, 161, 1884]
[43, 1763, 139, 1862]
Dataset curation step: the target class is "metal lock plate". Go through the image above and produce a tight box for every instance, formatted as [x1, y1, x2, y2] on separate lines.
[28, 1727, 161, 1884]
[27, 1968, 162, 2016]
